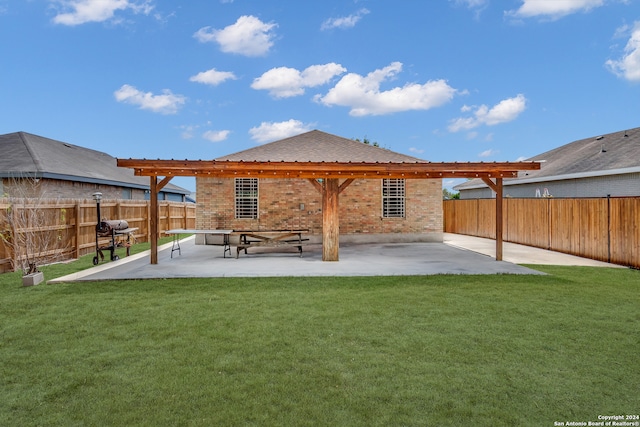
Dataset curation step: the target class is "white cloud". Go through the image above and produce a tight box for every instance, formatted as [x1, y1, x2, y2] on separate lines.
[452, 0, 488, 8]
[180, 125, 197, 139]
[252, 63, 346, 98]
[450, 0, 489, 18]
[448, 94, 527, 132]
[449, 116, 477, 132]
[316, 62, 456, 116]
[194, 15, 277, 57]
[479, 149, 498, 158]
[114, 84, 186, 114]
[190, 68, 237, 86]
[52, 0, 153, 26]
[249, 119, 314, 144]
[506, 0, 605, 20]
[606, 22, 640, 82]
[408, 147, 425, 154]
[321, 8, 369, 31]
[203, 130, 230, 142]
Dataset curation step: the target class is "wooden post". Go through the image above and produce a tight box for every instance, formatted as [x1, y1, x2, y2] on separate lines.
[481, 177, 504, 261]
[149, 175, 173, 265]
[322, 178, 340, 261]
[150, 177, 158, 264]
[495, 178, 503, 261]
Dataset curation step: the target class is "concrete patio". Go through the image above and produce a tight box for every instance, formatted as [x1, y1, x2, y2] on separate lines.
[49, 233, 621, 283]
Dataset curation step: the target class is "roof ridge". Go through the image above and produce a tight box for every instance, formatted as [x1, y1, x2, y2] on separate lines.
[216, 129, 428, 163]
[17, 132, 44, 174]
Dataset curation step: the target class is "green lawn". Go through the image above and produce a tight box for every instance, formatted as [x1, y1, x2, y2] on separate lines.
[0, 247, 638, 426]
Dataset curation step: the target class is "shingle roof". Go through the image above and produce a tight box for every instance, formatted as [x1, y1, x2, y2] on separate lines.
[0, 132, 189, 194]
[456, 126, 640, 190]
[215, 130, 427, 163]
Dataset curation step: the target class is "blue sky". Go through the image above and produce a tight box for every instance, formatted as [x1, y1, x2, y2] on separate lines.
[1, 0, 639, 192]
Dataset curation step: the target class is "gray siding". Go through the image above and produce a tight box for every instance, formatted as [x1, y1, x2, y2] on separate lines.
[460, 187, 494, 199]
[1, 177, 148, 200]
[460, 173, 640, 199]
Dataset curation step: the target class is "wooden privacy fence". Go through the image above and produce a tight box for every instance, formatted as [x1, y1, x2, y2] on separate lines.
[444, 197, 640, 269]
[0, 199, 196, 273]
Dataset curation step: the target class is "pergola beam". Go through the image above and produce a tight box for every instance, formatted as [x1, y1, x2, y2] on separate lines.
[306, 178, 323, 194]
[116, 158, 539, 265]
[127, 169, 519, 179]
[338, 178, 355, 194]
[117, 159, 540, 180]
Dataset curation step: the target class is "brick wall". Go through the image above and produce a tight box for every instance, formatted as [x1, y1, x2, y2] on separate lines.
[196, 177, 443, 242]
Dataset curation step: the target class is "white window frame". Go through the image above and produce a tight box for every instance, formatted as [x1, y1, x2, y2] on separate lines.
[235, 178, 258, 219]
[382, 178, 405, 218]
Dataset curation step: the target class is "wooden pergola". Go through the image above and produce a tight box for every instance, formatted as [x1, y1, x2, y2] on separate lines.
[117, 159, 540, 264]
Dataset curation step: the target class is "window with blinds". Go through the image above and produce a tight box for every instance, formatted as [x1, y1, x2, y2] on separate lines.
[235, 178, 258, 219]
[382, 178, 405, 218]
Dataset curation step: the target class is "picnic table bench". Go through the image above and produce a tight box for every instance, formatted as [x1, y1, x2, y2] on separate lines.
[236, 230, 310, 258]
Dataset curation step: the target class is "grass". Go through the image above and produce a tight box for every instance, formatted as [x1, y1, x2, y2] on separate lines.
[0, 242, 638, 426]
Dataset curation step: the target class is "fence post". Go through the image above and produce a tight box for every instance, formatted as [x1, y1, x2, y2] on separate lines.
[184, 203, 188, 229]
[607, 195, 611, 263]
[474, 199, 478, 236]
[74, 201, 81, 259]
[146, 200, 151, 243]
[116, 201, 122, 223]
[547, 198, 551, 250]
[166, 202, 170, 233]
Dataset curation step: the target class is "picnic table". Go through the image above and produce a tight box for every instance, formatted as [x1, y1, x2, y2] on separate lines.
[165, 229, 233, 258]
[235, 230, 310, 258]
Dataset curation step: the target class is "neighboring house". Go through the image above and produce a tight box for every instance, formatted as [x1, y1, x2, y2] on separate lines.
[455, 127, 640, 199]
[196, 130, 443, 243]
[0, 132, 190, 201]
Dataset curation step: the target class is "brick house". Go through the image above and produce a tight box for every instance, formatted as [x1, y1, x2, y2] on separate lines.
[196, 130, 443, 244]
[1, 132, 190, 201]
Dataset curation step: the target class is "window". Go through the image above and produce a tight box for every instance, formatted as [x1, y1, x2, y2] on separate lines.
[235, 178, 258, 219]
[382, 178, 405, 218]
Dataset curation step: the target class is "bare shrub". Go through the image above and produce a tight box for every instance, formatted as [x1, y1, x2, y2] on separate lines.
[0, 177, 72, 274]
